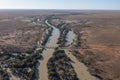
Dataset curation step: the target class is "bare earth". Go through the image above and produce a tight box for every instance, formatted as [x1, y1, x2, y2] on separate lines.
[62, 11, 120, 80]
[0, 10, 120, 80]
[0, 13, 45, 53]
[65, 50, 97, 80]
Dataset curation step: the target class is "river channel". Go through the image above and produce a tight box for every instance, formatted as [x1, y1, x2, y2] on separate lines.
[39, 19, 97, 80]
[39, 20, 60, 80]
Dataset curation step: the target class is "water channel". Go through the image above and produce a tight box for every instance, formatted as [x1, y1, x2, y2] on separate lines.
[39, 20, 60, 80]
[39, 19, 97, 80]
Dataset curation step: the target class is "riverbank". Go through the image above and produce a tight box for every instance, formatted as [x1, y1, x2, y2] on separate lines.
[65, 50, 97, 80]
[39, 19, 60, 80]
[47, 16, 98, 80]
[47, 49, 78, 80]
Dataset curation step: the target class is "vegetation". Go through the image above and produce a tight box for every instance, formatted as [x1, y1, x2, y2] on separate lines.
[47, 50, 79, 80]
[57, 23, 69, 47]
[71, 50, 103, 80]
[41, 27, 53, 46]
[0, 15, 50, 80]
[0, 50, 42, 80]
[0, 69, 9, 80]
[73, 30, 81, 47]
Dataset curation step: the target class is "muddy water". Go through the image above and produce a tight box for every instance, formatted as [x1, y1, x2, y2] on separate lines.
[39, 19, 97, 80]
[44, 20, 60, 48]
[65, 50, 97, 80]
[65, 30, 76, 46]
[65, 30, 97, 80]
[39, 20, 60, 80]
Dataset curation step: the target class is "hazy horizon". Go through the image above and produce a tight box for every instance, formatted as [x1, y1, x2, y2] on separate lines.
[0, 0, 120, 10]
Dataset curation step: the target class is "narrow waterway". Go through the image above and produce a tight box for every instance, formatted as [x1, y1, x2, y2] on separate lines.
[38, 19, 97, 80]
[65, 50, 97, 80]
[39, 20, 60, 80]
[65, 30, 97, 80]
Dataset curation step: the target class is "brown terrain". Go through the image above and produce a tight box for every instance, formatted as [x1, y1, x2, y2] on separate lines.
[60, 11, 120, 80]
[0, 20, 45, 52]
[0, 10, 49, 53]
[0, 10, 50, 80]
[0, 10, 120, 80]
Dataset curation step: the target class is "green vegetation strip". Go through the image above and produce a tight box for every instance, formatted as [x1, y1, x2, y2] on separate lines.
[57, 23, 69, 47]
[47, 49, 79, 80]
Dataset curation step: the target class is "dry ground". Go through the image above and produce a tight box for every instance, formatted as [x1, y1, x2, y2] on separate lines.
[60, 11, 120, 80]
[0, 10, 47, 53]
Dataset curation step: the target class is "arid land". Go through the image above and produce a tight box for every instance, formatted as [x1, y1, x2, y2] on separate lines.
[53, 11, 120, 80]
[0, 10, 120, 80]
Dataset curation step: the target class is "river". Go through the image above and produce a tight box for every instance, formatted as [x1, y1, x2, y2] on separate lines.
[38, 19, 97, 80]
[7, 16, 98, 80]
[65, 29, 97, 80]
[38, 20, 60, 80]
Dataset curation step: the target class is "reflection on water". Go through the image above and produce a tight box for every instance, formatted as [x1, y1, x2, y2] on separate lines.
[66, 30, 76, 47]
[45, 20, 60, 47]
[39, 20, 60, 80]
[65, 30, 97, 80]
[39, 19, 97, 80]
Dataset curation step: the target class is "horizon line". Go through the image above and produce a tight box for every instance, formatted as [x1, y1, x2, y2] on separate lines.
[0, 8, 120, 11]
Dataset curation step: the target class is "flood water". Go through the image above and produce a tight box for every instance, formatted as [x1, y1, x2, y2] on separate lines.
[39, 20, 97, 80]
[65, 30, 97, 80]
[39, 20, 60, 80]
[65, 50, 97, 80]
[65, 30, 76, 47]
